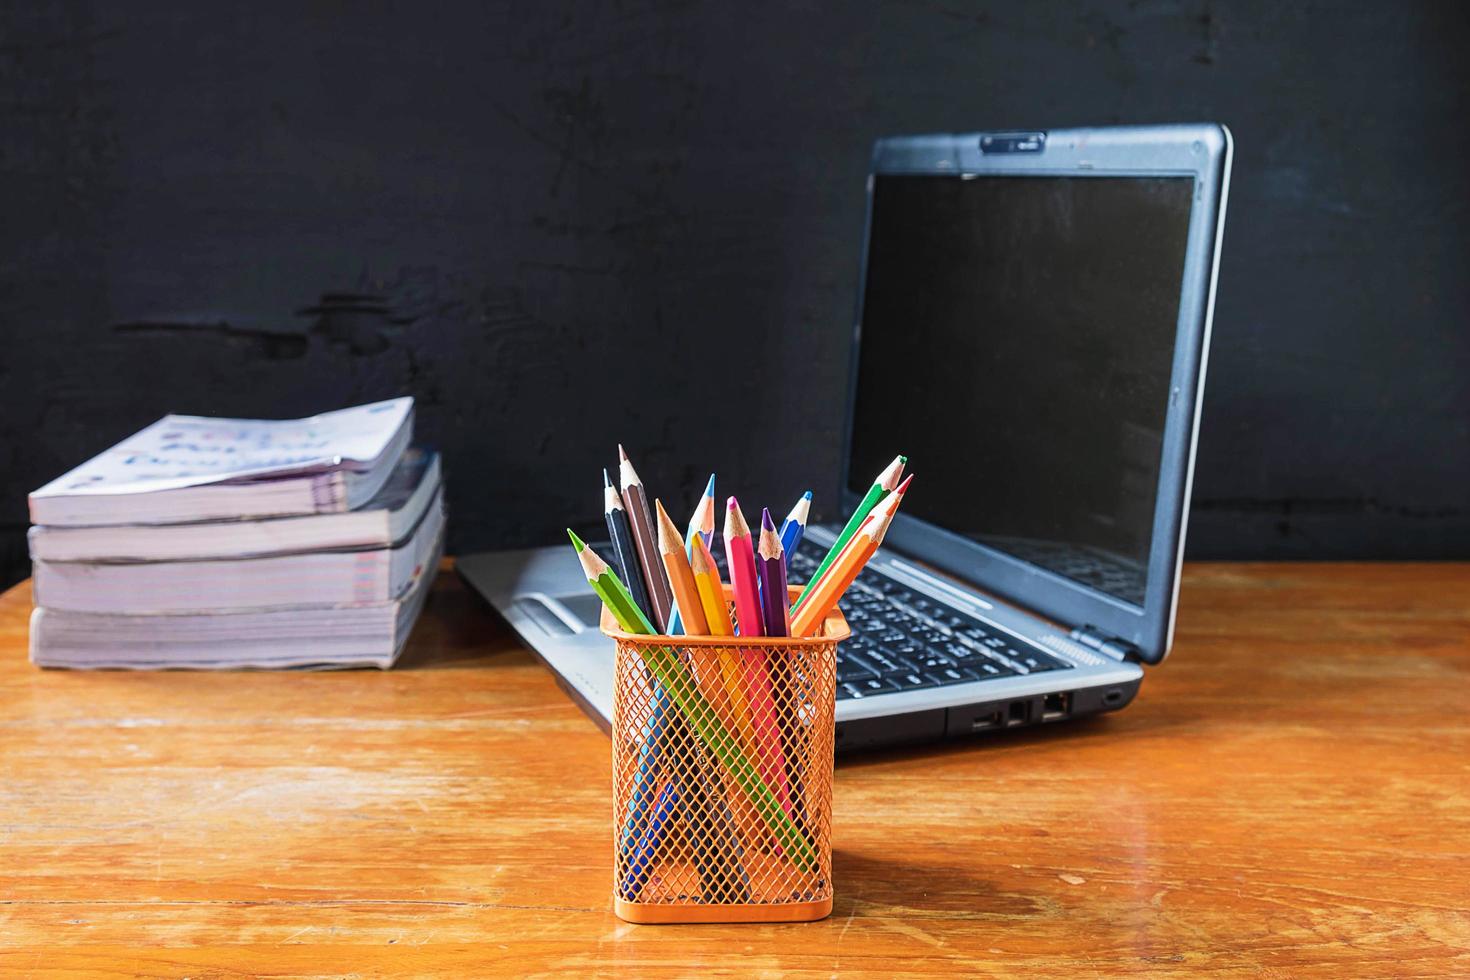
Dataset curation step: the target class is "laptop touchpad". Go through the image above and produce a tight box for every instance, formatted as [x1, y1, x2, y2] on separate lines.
[558, 593, 604, 628]
[511, 593, 603, 635]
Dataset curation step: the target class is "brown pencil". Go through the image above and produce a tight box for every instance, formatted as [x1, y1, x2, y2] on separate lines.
[618, 445, 675, 632]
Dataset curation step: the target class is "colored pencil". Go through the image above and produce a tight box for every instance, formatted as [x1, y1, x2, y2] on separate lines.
[619, 445, 676, 632]
[789, 475, 910, 637]
[758, 506, 811, 842]
[570, 528, 652, 633]
[778, 491, 812, 571]
[757, 508, 791, 638]
[603, 469, 653, 623]
[668, 474, 716, 635]
[569, 530, 816, 871]
[690, 534, 755, 742]
[621, 780, 678, 899]
[794, 454, 905, 607]
[617, 692, 666, 870]
[595, 494, 668, 858]
[687, 473, 717, 550]
[724, 497, 766, 638]
[724, 498, 793, 820]
[656, 498, 710, 638]
[688, 531, 765, 851]
[588, 509, 725, 891]
[666, 499, 757, 894]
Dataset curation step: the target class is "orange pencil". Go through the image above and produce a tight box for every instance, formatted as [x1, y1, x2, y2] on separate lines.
[688, 529, 763, 837]
[690, 534, 754, 743]
[655, 500, 709, 637]
[790, 475, 911, 637]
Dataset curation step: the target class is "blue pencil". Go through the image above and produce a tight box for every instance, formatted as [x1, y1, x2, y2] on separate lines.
[621, 781, 679, 900]
[687, 474, 717, 549]
[778, 491, 812, 572]
[668, 474, 716, 636]
[618, 691, 666, 857]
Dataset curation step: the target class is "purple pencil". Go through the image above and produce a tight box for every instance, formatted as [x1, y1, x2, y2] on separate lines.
[757, 508, 790, 637]
[758, 506, 809, 840]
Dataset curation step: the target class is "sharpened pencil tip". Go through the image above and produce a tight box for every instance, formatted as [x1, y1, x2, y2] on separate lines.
[761, 507, 777, 532]
[898, 454, 908, 464]
[567, 529, 586, 551]
[727, 495, 739, 511]
[617, 444, 629, 462]
[802, 490, 813, 500]
[897, 474, 914, 493]
[602, 467, 612, 488]
[703, 473, 716, 497]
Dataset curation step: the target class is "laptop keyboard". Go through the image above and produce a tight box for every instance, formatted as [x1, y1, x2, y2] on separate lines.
[718, 538, 1073, 701]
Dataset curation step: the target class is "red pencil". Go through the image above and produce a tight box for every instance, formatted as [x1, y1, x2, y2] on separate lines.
[724, 496, 792, 820]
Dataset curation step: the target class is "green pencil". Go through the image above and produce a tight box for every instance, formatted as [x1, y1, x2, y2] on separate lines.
[794, 454, 905, 609]
[568, 531, 817, 873]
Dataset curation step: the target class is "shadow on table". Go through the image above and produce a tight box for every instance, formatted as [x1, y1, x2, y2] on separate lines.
[392, 571, 535, 670]
[834, 712, 1129, 771]
[830, 848, 1042, 919]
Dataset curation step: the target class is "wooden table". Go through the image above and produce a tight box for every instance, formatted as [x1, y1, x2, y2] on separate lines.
[2, 561, 1467, 977]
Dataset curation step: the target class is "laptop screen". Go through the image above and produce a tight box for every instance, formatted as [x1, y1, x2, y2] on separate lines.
[847, 174, 1195, 607]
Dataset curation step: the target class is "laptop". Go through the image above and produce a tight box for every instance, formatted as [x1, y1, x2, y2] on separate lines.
[458, 122, 1233, 752]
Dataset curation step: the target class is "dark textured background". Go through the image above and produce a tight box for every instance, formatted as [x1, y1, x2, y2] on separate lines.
[3, 1, 1467, 589]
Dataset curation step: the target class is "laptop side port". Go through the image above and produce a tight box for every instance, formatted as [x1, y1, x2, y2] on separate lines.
[970, 709, 1003, 732]
[1007, 700, 1031, 726]
[1042, 691, 1072, 721]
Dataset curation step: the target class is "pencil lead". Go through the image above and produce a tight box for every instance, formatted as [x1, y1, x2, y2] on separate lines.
[603, 467, 612, 488]
[896, 474, 914, 494]
[727, 495, 739, 511]
[618, 444, 629, 462]
[802, 490, 813, 501]
[703, 473, 716, 498]
[567, 529, 586, 552]
[761, 507, 777, 533]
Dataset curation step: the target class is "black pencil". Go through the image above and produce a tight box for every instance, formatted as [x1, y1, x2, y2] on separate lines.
[603, 468, 653, 623]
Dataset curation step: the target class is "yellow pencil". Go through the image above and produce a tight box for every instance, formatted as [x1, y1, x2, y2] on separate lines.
[690, 534, 755, 745]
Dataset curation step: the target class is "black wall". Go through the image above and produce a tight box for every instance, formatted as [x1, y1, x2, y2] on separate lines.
[3, 1, 1467, 588]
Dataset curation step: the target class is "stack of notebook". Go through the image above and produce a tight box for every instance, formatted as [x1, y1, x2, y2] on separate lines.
[26, 398, 444, 669]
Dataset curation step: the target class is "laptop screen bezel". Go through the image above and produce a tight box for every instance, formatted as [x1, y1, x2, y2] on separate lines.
[837, 124, 1232, 665]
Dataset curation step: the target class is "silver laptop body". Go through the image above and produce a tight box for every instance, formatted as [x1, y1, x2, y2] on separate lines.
[459, 123, 1232, 752]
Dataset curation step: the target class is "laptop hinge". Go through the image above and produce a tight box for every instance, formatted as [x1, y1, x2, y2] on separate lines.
[1069, 624, 1142, 662]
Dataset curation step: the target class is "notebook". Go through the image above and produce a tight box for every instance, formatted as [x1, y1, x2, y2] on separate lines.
[28, 531, 444, 670]
[28, 397, 414, 526]
[32, 492, 444, 614]
[28, 449, 440, 562]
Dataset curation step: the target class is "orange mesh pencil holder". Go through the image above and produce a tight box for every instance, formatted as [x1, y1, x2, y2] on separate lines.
[602, 586, 848, 924]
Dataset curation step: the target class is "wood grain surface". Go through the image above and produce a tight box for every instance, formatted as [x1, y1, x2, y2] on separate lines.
[1, 560, 1467, 978]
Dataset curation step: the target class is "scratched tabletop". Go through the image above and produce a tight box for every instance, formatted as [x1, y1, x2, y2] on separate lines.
[2, 560, 1467, 978]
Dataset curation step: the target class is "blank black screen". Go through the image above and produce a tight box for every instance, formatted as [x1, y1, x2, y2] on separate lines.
[848, 174, 1194, 606]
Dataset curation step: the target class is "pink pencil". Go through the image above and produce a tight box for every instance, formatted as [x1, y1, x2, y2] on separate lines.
[724, 496, 792, 821]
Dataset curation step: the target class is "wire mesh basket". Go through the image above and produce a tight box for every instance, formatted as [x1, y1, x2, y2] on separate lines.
[602, 586, 847, 923]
